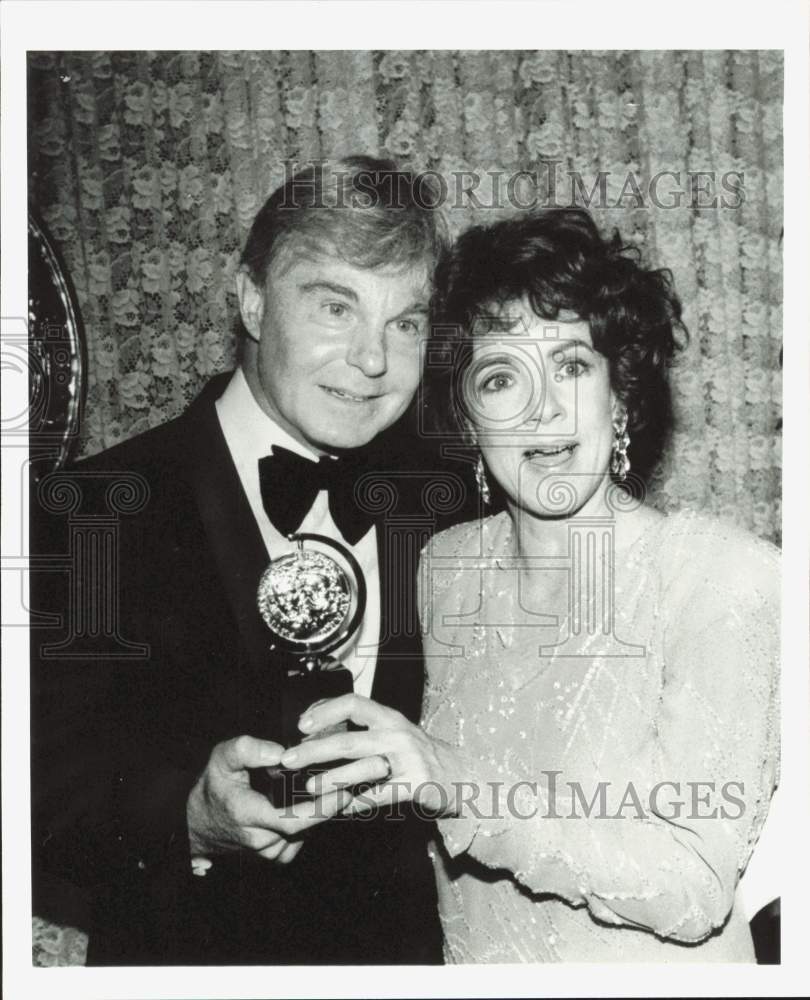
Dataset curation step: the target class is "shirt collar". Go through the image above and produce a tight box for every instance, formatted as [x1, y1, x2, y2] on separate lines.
[216, 366, 323, 470]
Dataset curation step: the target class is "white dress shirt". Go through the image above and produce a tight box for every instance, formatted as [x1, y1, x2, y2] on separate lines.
[215, 367, 379, 696]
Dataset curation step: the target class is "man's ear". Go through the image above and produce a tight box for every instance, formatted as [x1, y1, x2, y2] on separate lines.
[235, 269, 265, 343]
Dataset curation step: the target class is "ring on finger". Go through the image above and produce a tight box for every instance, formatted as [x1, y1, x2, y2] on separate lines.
[377, 753, 393, 783]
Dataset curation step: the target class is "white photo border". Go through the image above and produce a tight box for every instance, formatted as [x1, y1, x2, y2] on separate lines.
[3, 2, 808, 997]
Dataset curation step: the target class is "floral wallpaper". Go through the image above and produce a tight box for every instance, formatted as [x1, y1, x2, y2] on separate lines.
[28, 49, 782, 544]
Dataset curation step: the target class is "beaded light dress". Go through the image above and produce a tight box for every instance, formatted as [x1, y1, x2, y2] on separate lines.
[419, 509, 780, 962]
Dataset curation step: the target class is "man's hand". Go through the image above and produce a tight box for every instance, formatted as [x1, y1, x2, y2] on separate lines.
[186, 735, 352, 864]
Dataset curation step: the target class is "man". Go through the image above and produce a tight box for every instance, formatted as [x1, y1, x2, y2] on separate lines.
[30, 156, 455, 964]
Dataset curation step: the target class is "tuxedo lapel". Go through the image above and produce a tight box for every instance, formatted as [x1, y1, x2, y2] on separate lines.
[369, 496, 431, 724]
[180, 379, 284, 739]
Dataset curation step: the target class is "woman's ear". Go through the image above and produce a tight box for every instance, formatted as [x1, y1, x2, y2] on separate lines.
[235, 269, 264, 344]
[610, 394, 627, 427]
[462, 418, 478, 449]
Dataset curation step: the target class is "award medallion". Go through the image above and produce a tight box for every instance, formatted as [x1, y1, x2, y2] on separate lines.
[254, 533, 368, 806]
[256, 532, 367, 673]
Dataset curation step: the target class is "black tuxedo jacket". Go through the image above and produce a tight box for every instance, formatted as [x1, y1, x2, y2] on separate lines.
[30, 373, 455, 965]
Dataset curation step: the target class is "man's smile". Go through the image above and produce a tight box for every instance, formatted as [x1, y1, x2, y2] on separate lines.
[321, 385, 383, 403]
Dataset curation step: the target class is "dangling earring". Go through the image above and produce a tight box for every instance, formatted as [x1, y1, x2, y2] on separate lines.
[610, 411, 631, 481]
[475, 455, 491, 506]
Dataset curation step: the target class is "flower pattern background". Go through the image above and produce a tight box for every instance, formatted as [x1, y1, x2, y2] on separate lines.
[28, 50, 782, 545]
[28, 50, 781, 961]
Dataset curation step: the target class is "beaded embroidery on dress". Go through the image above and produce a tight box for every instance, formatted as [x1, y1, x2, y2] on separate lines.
[419, 509, 779, 962]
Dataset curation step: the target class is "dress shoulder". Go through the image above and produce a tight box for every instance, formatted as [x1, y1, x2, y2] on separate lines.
[654, 509, 780, 613]
[418, 514, 511, 628]
[421, 511, 510, 562]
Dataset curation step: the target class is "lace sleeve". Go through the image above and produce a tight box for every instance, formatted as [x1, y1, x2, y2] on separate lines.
[436, 539, 780, 944]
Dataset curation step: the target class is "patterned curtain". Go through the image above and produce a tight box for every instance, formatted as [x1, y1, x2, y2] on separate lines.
[28, 50, 782, 544]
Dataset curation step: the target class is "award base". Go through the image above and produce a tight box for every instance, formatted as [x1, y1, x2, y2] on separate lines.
[250, 666, 354, 810]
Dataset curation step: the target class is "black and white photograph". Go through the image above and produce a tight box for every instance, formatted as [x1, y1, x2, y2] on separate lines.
[2, 2, 808, 998]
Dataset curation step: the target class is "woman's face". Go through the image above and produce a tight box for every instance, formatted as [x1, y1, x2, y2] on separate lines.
[462, 303, 618, 519]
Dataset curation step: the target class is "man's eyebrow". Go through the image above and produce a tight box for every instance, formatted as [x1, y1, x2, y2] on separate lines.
[299, 280, 359, 301]
[394, 300, 429, 317]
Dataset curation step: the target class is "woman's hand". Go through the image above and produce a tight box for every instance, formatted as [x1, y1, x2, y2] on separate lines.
[278, 694, 473, 816]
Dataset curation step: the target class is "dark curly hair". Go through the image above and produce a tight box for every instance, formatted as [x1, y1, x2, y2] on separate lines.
[430, 208, 688, 484]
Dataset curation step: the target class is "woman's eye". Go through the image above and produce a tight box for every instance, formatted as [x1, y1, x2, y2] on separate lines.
[480, 371, 514, 393]
[326, 302, 349, 318]
[559, 358, 589, 378]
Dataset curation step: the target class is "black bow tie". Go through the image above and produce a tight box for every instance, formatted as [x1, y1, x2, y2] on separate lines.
[258, 446, 375, 546]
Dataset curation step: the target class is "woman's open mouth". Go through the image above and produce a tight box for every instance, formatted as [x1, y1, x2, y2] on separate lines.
[523, 443, 577, 468]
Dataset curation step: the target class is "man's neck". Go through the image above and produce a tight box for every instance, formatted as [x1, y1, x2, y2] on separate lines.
[235, 363, 324, 460]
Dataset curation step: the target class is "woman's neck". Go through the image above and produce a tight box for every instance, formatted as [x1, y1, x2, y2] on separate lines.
[508, 483, 662, 561]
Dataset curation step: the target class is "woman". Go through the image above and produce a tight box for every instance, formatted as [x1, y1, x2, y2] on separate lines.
[281, 209, 780, 962]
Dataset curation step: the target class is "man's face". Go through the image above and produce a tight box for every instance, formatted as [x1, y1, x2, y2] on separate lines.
[238, 250, 431, 454]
